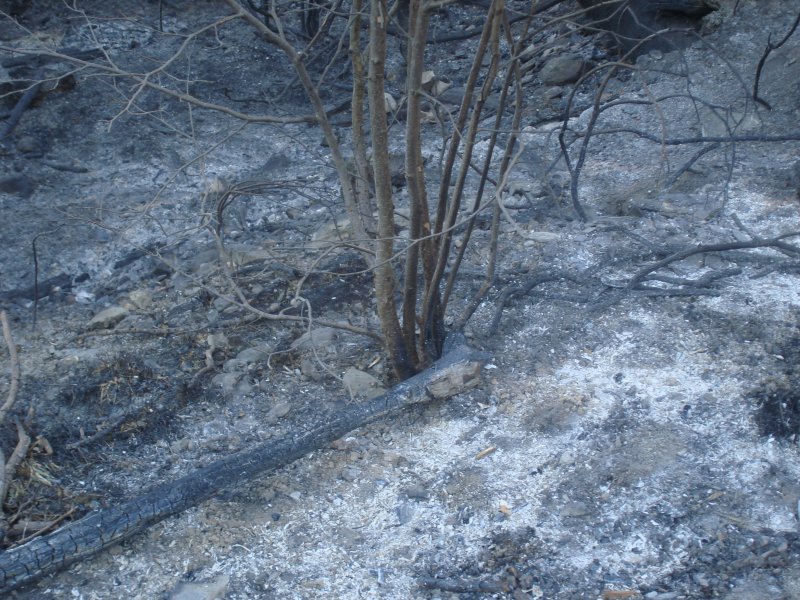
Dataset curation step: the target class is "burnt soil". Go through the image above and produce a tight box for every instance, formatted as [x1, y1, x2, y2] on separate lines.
[1, 1, 799, 599]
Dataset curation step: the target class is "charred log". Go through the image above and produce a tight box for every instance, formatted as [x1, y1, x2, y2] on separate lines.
[0, 344, 488, 594]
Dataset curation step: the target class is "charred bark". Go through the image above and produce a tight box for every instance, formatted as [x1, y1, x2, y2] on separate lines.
[0, 345, 489, 594]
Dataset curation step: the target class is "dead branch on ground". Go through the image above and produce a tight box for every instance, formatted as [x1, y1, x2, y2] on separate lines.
[753, 10, 800, 109]
[0, 312, 28, 545]
[489, 230, 800, 332]
[0, 344, 489, 594]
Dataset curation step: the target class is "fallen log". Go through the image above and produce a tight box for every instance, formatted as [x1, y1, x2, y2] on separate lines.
[0, 344, 489, 594]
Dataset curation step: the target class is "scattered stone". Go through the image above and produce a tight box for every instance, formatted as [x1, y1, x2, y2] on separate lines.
[396, 502, 415, 525]
[300, 357, 323, 381]
[343, 367, 387, 400]
[16, 134, 42, 156]
[169, 575, 229, 600]
[540, 54, 586, 85]
[336, 526, 364, 546]
[507, 180, 545, 198]
[340, 466, 361, 482]
[699, 106, 762, 137]
[87, 305, 129, 330]
[211, 371, 244, 396]
[560, 501, 589, 517]
[234, 344, 273, 364]
[290, 327, 338, 351]
[0, 173, 35, 198]
[126, 289, 152, 310]
[384, 91, 397, 112]
[206, 332, 229, 351]
[266, 400, 292, 423]
[404, 485, 430, 500]
[558, 451, 576, 466]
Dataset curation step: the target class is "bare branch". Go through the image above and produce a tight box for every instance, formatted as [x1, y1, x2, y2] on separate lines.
[0, 312, 20, 426]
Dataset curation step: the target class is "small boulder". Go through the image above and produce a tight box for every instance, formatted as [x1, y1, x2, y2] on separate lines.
[169, 575, 229, 600]
[87, 306, 129, 330]
[0, 174, 35, 198]
[343, 367, 386, 400]
[290, 327, 338, 351]
[540, 54, 586, 85]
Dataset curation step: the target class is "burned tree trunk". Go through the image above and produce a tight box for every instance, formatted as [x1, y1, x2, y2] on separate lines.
[0, 345, 489, 594]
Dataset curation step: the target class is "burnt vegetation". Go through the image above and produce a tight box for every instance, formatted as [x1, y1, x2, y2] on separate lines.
[1, 0, 800, 594]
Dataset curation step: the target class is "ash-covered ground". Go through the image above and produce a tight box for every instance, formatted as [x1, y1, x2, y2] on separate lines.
[0, 1, 799, 598]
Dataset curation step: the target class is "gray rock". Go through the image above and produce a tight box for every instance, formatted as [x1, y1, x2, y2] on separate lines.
[266, 400, 292, 423]
[235, 344, 273, 364]
[336, 526, 364, 546]
[396, 502, 415, 525]
[16, 135, 42, 156]
[169, 575, 229, 600]
[340, 466, 361, 482]
[0, 174, 35, 198]
[404, 485, 430, 500]
[290, 327, 338, 351]
[87, 306, 129, 330]
[300, 357, 322, 381]
[558, 451, 576, 466]
[211, 371, 243, 395]
[126, 289, 152, 310]
[699, 106, 762, 138]
[343, 367, 386, 400]
[560, 500, 589, 517]
[206, 332, 228, 351]
[436, 86, 466, 106]
[540, 54, 586, 85]
[212, 296, 235, 311]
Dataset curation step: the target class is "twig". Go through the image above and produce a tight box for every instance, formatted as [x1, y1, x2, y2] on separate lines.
[664, 142, 720, 189]
[490, 270, 583, 333]
[751, 261, 800, 279]
[65, 413, 130, 451]
[12, 508, 76, 545]
[0, 80, 42, 141]
[638, 267, 742, 288]
[626, 234, 800, 289]
[753, 10, 800, 109]
[1, 419, 31, 506]
[419, 575, 505, 593]
[74, 327, 196, 340]
[0, 311, 22, 542]
[0, 312, 20, 425]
